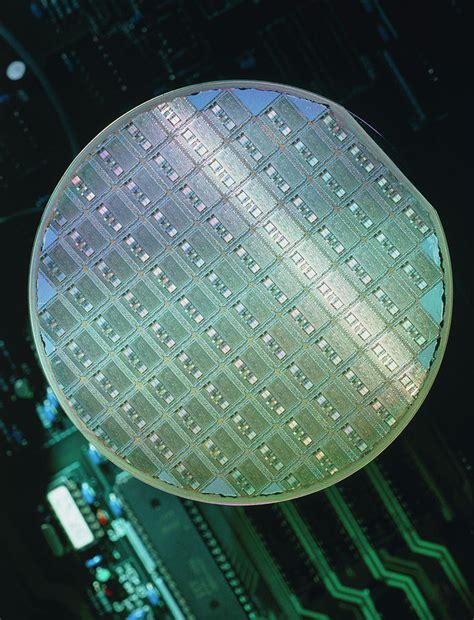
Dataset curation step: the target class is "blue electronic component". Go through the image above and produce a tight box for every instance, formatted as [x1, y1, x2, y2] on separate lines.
[46, 387, 58, 407]
[30, 2, 43, 18]
[107, 493, 123, 517]
[146, 584, 160, 606]
[85, 554, 103, 569]
[36, 386, 59, 428]
[127, 608, 148, 620]
[87, 444, 104, 465]
[11, 426, 26, 445]
[81, 482, 96, 505]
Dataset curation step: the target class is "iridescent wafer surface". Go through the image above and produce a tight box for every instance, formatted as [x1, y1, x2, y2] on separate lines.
[29, 81, 452, 504]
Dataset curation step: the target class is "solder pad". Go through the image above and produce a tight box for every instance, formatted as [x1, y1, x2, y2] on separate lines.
[29, 81, 452, 504]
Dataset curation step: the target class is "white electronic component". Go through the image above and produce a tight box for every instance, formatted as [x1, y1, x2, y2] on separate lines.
[47, 485, 94, 549]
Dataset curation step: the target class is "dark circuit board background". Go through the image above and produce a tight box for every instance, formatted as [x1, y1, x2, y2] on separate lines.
[0, 1, 472, 619]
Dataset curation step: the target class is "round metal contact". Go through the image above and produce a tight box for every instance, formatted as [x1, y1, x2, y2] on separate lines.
[29, 81, 452, 504]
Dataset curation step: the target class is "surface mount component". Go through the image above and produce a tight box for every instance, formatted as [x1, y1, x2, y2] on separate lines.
[29, 81, 452, 504]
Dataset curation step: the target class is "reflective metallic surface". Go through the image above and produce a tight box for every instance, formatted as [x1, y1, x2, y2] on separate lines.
[29, 81, 452, 504]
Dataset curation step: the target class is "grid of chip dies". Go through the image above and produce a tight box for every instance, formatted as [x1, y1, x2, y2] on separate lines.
[29, 81, 451, 504]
